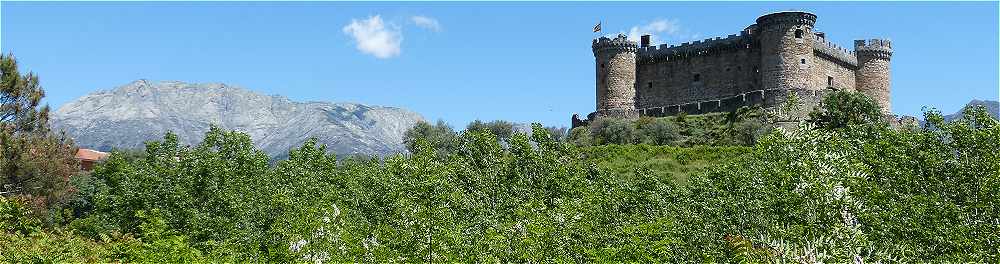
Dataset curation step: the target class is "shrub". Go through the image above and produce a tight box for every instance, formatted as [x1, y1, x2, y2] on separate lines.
[638, 118, 680, 145]
[809, 90, 885, 129]
[591, 118, 638, 145]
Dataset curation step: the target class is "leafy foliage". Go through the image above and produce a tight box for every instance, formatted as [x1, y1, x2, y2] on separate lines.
[6, 106, 996, 262]
[571, 108, 770, 148]
[809, 90, 885, 129]
[0, 54, 78, 216]
[403, 120, 460, 156]
[2, 59, 996, 262]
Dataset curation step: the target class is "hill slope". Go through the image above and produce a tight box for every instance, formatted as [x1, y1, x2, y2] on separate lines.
[52, 80, 424, 158]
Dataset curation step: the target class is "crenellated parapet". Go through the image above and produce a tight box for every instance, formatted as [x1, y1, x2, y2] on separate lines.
[854, 39, 893, 60]
[636, 32, 754, 64]
[812, 35, 858, 67]
[592, 34, 638, 55]
[755, 11, 817, 28]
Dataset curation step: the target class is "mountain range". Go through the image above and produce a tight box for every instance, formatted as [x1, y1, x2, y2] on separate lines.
[943, 99, 999, 122]
[51, 80, 424, 158]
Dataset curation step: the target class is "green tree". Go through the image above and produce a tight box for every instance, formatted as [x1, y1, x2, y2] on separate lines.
[566, 126, 592, 147]
[724, 106, 769, 146]
[404, 120, 459, 156]
[465, 119, 515, 141]
[0, 54, 78, 212]
[638, 117, 680, 145]
[809, 90, 885, 129]
[590, 118, 637, 145]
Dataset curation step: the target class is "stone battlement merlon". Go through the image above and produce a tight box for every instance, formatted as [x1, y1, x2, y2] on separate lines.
[854, 39, 893, 60]
[635, 33, 752, 64]
[593, 34, 638, 55]
[812, 36, 858, 67]
[755, 11, 817, 27]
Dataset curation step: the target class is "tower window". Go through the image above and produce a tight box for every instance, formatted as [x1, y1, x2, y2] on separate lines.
[693, 74, 701, 82]
[648, 82, 653, 88]
[601, 63, 605, 68]
[795, 29, 803, 38]
[800, 59, 806, 64]
[827, 76, 834, 86]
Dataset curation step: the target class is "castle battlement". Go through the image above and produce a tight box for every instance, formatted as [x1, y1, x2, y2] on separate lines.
[636, 32, 753, 65]
[813, 36, 858, 67]
[592, 34, 637, 54]
[575, 11, 893, 127]
[755, 11, 817, 27]
[855, 39, 893, 60]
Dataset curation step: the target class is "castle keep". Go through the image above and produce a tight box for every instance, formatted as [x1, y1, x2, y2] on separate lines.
[575, 11, 893, 126]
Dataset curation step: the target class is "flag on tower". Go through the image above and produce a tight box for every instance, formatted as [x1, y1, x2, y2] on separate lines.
[593, 22, 601, 32]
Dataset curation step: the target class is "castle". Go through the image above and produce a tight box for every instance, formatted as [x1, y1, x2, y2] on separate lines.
[573, 11, 894, 127]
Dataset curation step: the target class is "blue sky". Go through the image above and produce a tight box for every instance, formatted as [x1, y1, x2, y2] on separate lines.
[2, 1, 998, 128]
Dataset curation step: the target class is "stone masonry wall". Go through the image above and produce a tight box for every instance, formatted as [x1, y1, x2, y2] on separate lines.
[596, 51, 637, 111]
[855, 39, 893, 114]
[757, 12, 816, 93]
[811, 53, 857, 92]
[636, 47, 760, 109]
[593, 35, 638, 115]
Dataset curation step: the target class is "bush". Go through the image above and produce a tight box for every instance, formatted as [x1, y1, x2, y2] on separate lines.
[591, 118, 638, 145]
[638, 118, 680, 145]
[566, 126, 592, 147]
[809, 90, 885, 129]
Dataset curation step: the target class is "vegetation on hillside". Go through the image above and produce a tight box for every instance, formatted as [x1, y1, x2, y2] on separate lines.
[2, 55, 998, 262]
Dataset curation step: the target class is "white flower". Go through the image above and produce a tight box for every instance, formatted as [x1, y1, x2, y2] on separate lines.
[290, 239, 308, 252]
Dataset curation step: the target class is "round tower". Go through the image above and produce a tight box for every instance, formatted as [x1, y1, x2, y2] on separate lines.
[754, 11, 817, 92]
[855, 39, 893, 115]
[593, 34, 638, 118]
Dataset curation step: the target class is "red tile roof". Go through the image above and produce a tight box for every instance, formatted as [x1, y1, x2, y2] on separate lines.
[75, 149, 109, 162]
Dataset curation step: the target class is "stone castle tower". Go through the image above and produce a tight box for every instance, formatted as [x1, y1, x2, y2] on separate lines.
[855, 39, 893, 115]
[574, 11, 893, 127]
[593, 35, 639, 118]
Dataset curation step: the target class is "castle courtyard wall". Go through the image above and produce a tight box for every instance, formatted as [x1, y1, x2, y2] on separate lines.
[635, 47, 761, 109]
[810, 53, 857, 91]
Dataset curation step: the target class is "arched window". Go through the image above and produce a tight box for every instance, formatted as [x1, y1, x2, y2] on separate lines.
[795, 29, 803, 38]
[693, 74, 701, 82]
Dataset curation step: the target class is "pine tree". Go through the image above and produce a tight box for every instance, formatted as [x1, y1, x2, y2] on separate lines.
[0, 53, 78, 210]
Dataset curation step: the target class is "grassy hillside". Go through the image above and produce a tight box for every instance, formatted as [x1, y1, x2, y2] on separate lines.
[580, 144, 750, 185]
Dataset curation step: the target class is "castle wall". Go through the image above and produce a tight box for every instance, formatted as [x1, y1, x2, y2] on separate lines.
[756, 12, 817, 92]
[855, 39, 893, 114]
[635, 47, 760, 109]
[596, 51, 637, 111]
[810, 53, 857, 91]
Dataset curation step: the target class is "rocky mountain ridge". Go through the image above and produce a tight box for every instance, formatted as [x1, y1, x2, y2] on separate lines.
[52, 80, 424, 158]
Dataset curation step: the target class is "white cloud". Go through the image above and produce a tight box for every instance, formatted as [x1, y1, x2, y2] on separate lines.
[342, 15, 402, 59]
[627, 18, 685, 45]
[410, 15, 441, 32]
